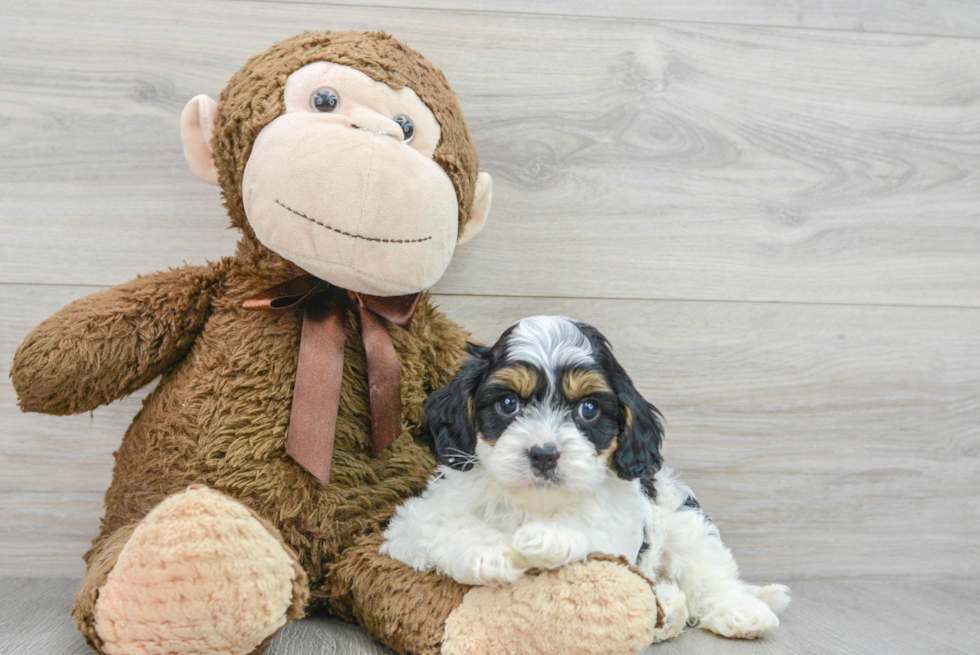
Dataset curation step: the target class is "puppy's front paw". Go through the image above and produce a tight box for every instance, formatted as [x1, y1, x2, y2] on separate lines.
[651, 581, 688, 642]
[509, 524, 588, 570]
[700, 595, 780, 639]
[465, 544, 526, 586]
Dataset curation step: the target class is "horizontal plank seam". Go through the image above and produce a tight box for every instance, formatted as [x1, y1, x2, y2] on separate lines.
[3, 281, 980, 312]
[230, 0, 980, 42]
[431, 291, 980, 312]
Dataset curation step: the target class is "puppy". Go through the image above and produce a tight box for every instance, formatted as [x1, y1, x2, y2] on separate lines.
[382, 316, 790, 640]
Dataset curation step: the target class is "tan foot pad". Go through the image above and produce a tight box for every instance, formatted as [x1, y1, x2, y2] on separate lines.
[443, 559, 658, 655]
[94, 486, 299, 655]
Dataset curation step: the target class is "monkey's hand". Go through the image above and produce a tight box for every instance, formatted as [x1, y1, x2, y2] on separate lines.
[11, 263, 223, 415]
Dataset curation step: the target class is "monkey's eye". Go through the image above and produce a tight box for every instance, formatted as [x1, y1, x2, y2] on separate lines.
[576, 401, 600, 422]
[311, 88, 340, 113]
[495, 395, 521, 416]
[393, 114, 415, 143]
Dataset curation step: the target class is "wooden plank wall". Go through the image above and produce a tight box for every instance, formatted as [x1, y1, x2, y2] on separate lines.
[1, 0, 978, 581]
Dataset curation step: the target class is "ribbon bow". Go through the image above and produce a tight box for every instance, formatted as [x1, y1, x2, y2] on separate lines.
[244, 275, 421, 484]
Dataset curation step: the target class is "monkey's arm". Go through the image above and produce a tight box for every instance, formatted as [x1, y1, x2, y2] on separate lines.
[11, 264, 223, 415]
[335, 527, 662, 655]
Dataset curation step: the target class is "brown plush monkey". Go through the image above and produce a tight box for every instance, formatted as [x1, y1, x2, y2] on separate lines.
[12, 31, 661, 655]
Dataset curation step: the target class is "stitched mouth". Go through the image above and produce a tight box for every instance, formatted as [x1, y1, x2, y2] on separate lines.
[276, 200, 433, 244]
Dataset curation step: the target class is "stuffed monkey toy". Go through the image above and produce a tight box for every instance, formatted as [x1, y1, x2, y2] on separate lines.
[12, 31, 662, 655]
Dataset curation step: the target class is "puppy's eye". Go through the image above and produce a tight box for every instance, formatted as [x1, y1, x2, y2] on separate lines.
[495, 395, 521, 416]
[311, 88, 340, 113]
[393, 114, 415, 143]
[577, 401, 600, 422]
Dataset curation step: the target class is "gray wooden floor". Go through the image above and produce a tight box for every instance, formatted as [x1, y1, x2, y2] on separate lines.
[3, 577, 979, 655]
[1, 0, 979, 652]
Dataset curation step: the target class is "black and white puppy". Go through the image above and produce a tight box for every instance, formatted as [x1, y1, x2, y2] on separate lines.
[381, 316, 790, 640]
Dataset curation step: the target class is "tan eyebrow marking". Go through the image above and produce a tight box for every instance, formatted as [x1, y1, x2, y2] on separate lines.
[488, 365, 539, 398]
[562, 369, 612, 401]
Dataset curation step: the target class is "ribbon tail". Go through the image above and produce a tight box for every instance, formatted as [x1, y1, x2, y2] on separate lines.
[243, 274, 325, 311]
[358, 305, 403, 455]
[286, 290, 346, 484]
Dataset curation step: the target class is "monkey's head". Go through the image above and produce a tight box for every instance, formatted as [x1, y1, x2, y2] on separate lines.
[180, 31, 492, 296]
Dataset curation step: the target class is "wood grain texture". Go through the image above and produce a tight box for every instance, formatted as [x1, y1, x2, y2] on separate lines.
[0, 285, 151, 496]
[2, 0, 978, 589]
[0, 493, 105, 577]
[2, 0, 979, 306]
[3, 577, 979, 655]
[3, 285, 978, 578]
[245, 0, 980, 39]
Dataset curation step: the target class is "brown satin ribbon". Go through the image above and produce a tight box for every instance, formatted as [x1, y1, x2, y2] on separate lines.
[243, 275, 420, 484]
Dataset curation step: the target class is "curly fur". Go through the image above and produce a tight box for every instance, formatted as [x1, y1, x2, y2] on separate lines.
[212, 30, 480, 242]
[11, 31, 476, 655]
[11, 31, 664, 655]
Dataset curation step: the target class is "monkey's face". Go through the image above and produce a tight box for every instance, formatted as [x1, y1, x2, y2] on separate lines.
[181, 56, 491, 297]
[243, 62, 459, 295]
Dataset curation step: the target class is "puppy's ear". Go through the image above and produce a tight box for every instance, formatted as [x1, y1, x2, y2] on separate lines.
[578, 323, 664, 480]
[610, 355, 664, 480]
[423, 343, 490, 471]
[576, 323, 663, 481]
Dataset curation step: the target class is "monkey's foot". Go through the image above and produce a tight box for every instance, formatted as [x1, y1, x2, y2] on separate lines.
[93, 486, 307, 655]
[442, 557, 659, 655]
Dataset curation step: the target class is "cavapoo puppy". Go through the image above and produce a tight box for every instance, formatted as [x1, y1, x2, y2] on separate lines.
[382, 316, 790, 640]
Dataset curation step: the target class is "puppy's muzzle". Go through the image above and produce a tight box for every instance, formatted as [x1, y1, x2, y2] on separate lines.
[528, 444, 560, 476]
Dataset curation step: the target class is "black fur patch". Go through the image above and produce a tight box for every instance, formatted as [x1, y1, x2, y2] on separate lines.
[574, 323, 664, 481]
[423, 320, 666, 484]
[681, 495, 711, 523]
[423, 343, 491, 470]
[639, 470, 658, 502]
[473, 365, 548, 443]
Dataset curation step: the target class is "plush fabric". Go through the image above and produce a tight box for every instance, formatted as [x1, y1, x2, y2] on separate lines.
[181, 95, 219, 185]
[281, 62, 443, 156]
[243, 111, 459, 295]
[93, 486, 306, 655]
[442, 555, 663, 655]
[13, 247, 472, 654]
[11, 30, 661, 655]
[13, 264, 221, 416]
[211, 31, 481, 242]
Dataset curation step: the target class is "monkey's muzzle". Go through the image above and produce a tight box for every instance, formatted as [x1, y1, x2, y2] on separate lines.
[243, 113, 459, 296]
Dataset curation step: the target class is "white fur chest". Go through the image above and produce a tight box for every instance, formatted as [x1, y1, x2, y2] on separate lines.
[454, 467, 646, 563]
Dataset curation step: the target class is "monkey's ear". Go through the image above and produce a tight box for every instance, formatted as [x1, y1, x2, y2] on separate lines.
[180, 94, 219, 186]
[423, 344, 491, 471]
[457, 172, 492, 246]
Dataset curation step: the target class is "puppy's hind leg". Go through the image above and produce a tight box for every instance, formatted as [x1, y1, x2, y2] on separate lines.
[663, 503, 788, 640]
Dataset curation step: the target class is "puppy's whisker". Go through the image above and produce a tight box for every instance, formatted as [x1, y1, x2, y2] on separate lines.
[442, 447, 479, 465]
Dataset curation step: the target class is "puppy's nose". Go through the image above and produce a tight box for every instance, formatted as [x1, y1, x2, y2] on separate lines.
[528, 444, 560, 475]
